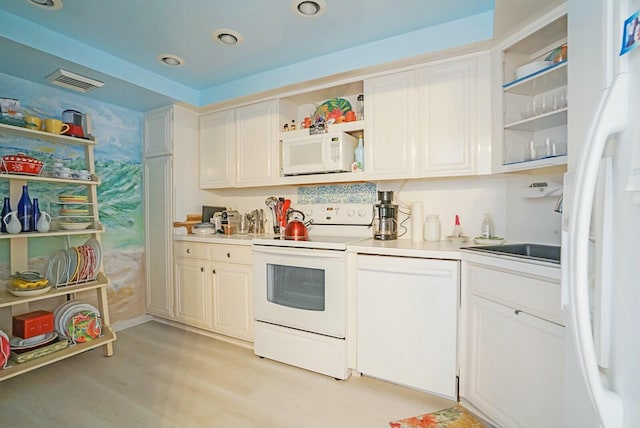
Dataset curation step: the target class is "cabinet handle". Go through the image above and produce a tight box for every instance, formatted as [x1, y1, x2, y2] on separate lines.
[515, 309, 522, 315]
[187, 248, 191, 254]
[212, 270, 216, 274]
[226, 252, 231, 258]
[200, 267, 204, 272]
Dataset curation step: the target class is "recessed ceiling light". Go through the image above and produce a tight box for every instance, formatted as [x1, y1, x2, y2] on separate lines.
[212, 29, 243, 46]
[293, 0, 326, 17]
[27, 0, 63, 10]
[157, 54, 185, 67]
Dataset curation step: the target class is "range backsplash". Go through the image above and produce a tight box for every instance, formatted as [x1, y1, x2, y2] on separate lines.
[297, 183, 377, 204]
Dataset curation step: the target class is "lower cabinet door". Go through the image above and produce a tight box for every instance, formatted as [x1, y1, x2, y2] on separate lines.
[212, 262, 253, 341]
[173, 257, 212, 329]
[464, 295, 565, 428]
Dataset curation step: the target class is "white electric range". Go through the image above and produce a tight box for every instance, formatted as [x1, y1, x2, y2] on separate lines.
[251, 203, 374, 379]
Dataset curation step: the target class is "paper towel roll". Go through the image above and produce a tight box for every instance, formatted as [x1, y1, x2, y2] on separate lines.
[411, 202, 423, 242]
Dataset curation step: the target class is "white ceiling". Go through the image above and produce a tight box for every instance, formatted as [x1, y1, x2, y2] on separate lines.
[0, 0, 499, 111]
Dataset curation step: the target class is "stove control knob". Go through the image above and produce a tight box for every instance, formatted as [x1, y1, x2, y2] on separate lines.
[357, 209, 367, 217]
[347, 209, 355, 217]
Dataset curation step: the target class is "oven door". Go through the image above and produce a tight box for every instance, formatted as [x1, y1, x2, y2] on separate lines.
[252, 245, 346, 338]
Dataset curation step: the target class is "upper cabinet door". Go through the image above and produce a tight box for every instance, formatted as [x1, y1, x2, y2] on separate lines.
[415, 54, 491, 177]
[235, 100, 278, 187]
[144, 106, 173, 157]
[200, 110, 234, 188]
[363, 71, 415, 180]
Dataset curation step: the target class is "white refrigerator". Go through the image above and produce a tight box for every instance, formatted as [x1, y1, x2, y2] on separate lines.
[564, 0, 640, 427]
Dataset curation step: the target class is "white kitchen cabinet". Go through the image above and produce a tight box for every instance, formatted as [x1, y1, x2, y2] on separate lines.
[169, 239, 254, 342]
[466, 295, 564, 428]
[363, 52, 491, 180]
[460, 253, 564, 427]
[173, 242, 212, 329]
[415, 54, 491, 176]
[200, 100, 278, 189]
[143, 106, 172, 157]
[494, 8, 568, 172]
[144, 105, 203, 319]
[363, 70, 415, 179]
[211, 244, 253, 341]
[356, 254, 459, 399]
[235, 100, 278, 187]
[199, 109, 234, 188]
[144, 155, 173, 318]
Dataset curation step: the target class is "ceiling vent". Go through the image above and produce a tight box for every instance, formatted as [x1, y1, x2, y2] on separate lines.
[45, 69, 104, 93]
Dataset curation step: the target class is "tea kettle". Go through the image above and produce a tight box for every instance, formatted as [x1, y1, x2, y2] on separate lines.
[284, 209, 313, 240]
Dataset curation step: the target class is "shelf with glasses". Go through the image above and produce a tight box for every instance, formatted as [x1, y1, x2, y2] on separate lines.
[504, 108, 567, 131]
[498, 9, 568, 172]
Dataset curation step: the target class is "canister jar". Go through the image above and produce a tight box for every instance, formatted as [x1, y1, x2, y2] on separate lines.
[424, 215, 441, 242]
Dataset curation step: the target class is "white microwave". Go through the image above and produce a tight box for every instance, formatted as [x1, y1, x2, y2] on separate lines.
[281, 131, 357, 176]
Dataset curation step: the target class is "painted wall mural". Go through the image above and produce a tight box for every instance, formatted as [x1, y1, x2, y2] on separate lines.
[0, 72, 145, 323]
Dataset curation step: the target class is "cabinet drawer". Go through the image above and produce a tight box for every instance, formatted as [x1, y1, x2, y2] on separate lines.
[211, 245, 252, 265]
[466, 262, 562, 325]
[174, 241, 210, 259]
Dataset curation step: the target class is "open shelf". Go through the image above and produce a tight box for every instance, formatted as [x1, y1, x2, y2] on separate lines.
[0, 123, 96, 146]
[0, 327, 115, 382]
[504, 108, 567, 131]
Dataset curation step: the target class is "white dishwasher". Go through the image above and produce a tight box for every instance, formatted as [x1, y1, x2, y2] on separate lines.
[356, 254, 459, 399]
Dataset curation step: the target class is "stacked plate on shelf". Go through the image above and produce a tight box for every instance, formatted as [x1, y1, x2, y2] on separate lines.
[54, 300, 102, 343]
[45, 238, 103, 287]
[58, 194, 92, 230]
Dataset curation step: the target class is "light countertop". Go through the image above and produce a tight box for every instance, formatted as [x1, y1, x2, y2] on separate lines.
[175, 233, 477, 257]
[347, 239, 470, 259]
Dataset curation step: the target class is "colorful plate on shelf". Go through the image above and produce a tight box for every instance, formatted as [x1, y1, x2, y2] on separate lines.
[67, 247, 79, 282]
[59, 222, 92, 230]
[10, 332, 58, 350]
[6, 283, 51, 297]
[319, 98, 352, 116]
[58, 194, 89, 203]
[85, 238, 102, 279]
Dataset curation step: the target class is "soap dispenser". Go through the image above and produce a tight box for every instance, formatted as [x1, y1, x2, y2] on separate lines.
[354, 134, 364, 171]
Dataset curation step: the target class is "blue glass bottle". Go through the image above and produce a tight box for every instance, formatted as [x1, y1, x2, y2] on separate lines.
[17, 185, 32, 232]
[31, 198, 40, 232]
[0, 197, 11, 233]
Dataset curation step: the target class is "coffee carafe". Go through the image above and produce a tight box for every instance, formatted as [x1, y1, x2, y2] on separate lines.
[373, 190, 398, 240]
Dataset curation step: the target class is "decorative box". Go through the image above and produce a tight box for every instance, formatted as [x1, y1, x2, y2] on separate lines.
[12, 310, 54, 339]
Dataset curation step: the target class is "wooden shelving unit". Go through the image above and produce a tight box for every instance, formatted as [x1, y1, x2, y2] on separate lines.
[0, 123, 115, 381]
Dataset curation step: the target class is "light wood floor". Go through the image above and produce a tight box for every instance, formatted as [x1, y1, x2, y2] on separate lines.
[0, 321, 455, 427]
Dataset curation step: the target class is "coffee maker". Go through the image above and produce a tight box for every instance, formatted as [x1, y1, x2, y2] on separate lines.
[373, 190, 398, 240]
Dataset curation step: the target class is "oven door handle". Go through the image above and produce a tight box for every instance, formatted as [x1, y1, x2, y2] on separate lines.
[252, 246, 345, 259]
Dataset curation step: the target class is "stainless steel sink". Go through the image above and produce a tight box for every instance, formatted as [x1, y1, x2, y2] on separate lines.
[462, 243, 561, 264]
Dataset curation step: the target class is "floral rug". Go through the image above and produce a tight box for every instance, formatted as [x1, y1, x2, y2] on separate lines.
[389, 405, 484, 428]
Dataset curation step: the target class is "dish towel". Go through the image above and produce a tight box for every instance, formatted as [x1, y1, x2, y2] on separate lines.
[389, 405, 484, 428]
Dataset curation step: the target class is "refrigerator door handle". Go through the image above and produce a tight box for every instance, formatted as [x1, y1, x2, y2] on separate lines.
[568, 72, 628, 428]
